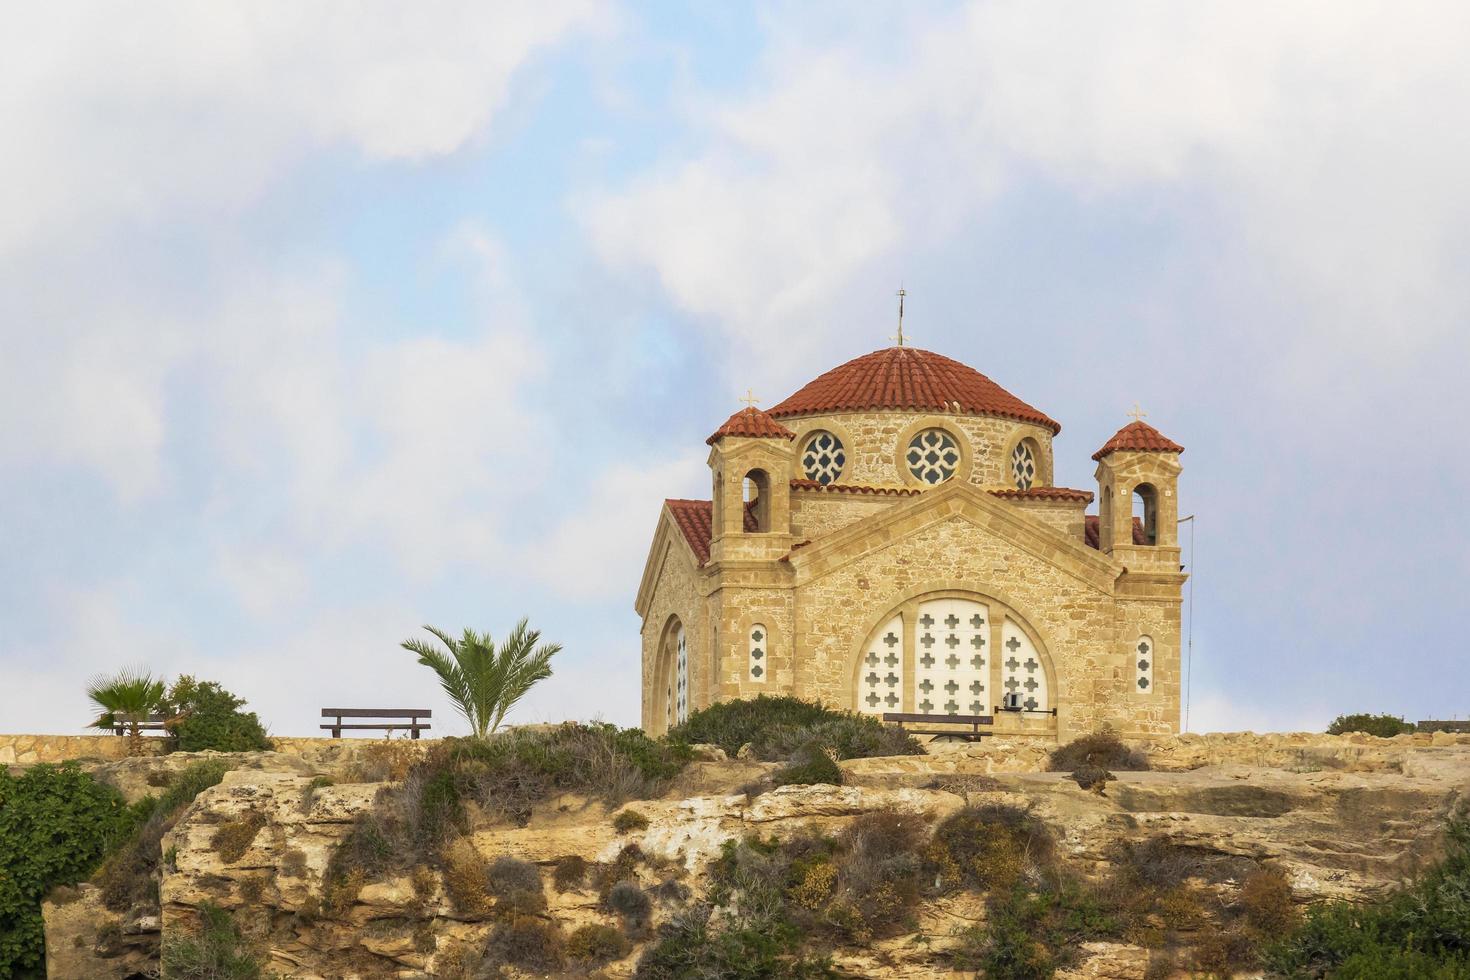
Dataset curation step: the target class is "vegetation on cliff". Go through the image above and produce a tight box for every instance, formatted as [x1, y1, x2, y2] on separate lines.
[668, 695, 924, 762]
[1267, 806, 1470, 978]
[0, 763, 139, 977]
[1325, 712, 1417, 738]
[160, 676, 271, 753]
[401, 619, 561, 738]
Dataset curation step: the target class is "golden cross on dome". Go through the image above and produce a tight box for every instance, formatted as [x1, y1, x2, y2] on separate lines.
[1128, 402, 1148, 423]
[740, 389, 761, 408]
[890, 286, 908, 347]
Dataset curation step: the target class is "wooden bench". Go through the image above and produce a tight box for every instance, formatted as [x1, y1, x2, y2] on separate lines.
[320, 708, 432, 739]
[883, 712, 993, 742]
[104, 713, 170, 736]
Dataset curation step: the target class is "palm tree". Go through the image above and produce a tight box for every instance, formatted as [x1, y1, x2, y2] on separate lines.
[402, 620, 560, 738]
[87, 668, 167, 754]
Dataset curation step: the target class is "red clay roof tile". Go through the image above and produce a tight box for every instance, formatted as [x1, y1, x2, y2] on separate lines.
[706, 407, 796, 445]
[768, 346, 1060, 433]
[664, 499, 759, 566]
[990, 487, 1095, 504]
[789, 479, 921, 497]
[1092, 420, 1184, 461]
[1084, 514, 1148, 549]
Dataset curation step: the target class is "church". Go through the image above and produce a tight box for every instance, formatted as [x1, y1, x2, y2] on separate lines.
[634, 343, 1186, 743]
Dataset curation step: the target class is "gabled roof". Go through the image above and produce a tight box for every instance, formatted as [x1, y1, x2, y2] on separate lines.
[1084, 515, 1148, 549]
[706, 407, 796, 445]
[663, 499, 759, 567]
[768, 346, 1060, 434]
[1092, 420, 1184, 461]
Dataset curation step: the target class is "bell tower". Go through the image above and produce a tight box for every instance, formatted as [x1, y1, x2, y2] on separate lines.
[706, 404, 796, 564]
[1094, 415, 1184, 572]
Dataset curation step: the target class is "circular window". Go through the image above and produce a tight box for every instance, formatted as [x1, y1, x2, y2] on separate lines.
[1011, 441, 1037, 490]
[800, 431, 845, 485]
[906, 428, 961, 485]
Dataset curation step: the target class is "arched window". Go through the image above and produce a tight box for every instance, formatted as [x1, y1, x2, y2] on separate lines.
[663, 621, 688, 728]
[1010, 439, 1039, 490]
[749, 623, 768, 683]
[1132, 483, 1159, 545]
[857, 597, 1053, 719]
[1135, 635, 1154, 694]
[743, 469, 771, 532]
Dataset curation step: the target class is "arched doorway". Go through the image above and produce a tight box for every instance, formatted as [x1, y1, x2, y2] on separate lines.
[853, 593, 1052, 718]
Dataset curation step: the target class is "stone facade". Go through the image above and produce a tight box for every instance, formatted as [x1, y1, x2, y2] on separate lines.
[636, 347, 1188, 743]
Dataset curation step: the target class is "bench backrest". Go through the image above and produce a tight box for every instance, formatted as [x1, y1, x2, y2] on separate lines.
[321, 708, 432, 719]
[882, 712, 993, 726]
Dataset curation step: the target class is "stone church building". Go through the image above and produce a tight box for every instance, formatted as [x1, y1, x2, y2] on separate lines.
[634, 345, 1185, 743]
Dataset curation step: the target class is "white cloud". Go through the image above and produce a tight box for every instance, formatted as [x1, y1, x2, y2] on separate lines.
[587, 2, 1470, 364]
[526, 452, 709, 600]
[0, 2, 601, 257]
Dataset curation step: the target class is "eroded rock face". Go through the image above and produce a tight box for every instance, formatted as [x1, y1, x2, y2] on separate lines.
[39, 732, 1470, 979]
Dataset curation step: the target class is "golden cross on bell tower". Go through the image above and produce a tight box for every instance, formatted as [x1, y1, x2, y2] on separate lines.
[891, 286, 908, 347]
[1128, 402, 1148, 423]
[740, 388, 760, 408]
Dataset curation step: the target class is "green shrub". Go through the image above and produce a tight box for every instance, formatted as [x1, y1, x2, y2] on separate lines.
[566, 922, 631, 962]
[635, 904, 837, 979]
[0, 763, 138, 976]
[1326, 713, 1416, 738]
[553, 854, 587, 891]
[609, 881, 653, 928]
[94, 760, 228, 913]
[485, 914, 565, 971]
[771, 746, 844, 788]
[670, 695, 922, 760]
[162, 676, 271, 752]
[951, 879, 1117, 979]
[1047, 728, 1148, 772]
[161, 902, 263, 979]
[926, 803, 1055, 893]
[614, 808, 651, 833]
[1266, 806, 1470, 977]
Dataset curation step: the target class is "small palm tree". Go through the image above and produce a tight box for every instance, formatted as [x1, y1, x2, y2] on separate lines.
[88, 668, 167, 754]
[402, 619, 560, 738]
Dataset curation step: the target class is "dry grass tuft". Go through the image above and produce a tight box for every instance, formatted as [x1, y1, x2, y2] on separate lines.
[212, 811, 266, 864]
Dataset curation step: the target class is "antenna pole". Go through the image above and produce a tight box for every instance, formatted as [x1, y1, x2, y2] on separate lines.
[1178, 514, 1196, 732]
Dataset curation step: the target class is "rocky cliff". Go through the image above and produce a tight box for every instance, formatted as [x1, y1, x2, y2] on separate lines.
[39, 731, 1470, 978]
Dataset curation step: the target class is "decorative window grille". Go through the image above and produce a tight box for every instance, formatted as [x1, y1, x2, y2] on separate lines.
[749, 624, 768, 682]
[1011, 441, 1037, 490]
[1135, 635, 1154, 694]
[858, 614, 903, 714]
[914, 599, 988, 715]
[801, 431, 846, 485]
[1000, 620, 1048, 712]
[906, 429, 960, 485]
[675, 627, 689, 724]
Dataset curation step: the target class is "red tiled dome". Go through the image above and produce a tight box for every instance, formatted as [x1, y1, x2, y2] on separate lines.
[706, 406, 796, 445]
[768, 346, 1060, 434]
[1091, 420, 1184, 461]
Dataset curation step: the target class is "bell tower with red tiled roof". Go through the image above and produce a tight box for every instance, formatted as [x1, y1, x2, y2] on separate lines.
[1094, 410, 1184, 563]
[705, 401, 797, 565]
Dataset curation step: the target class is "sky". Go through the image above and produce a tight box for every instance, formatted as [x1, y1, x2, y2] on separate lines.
[3, 2, 1468, 739]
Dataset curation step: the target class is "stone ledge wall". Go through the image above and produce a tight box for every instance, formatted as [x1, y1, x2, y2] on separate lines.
[0, 734, 167, 765]
[0, 733, 431, 767]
